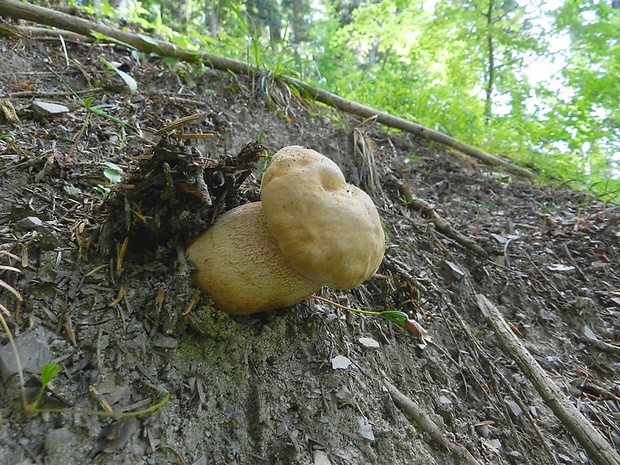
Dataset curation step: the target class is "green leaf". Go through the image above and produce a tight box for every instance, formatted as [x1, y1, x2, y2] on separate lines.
[99, 57, 138, 94]
[90, 31, 137, 51]
[138, 34, 161, 46]
[379, 311, 409, 327]
[41, 361, 60, 386]
[94, 185, 111, 197]
[103, 169, 122, 184]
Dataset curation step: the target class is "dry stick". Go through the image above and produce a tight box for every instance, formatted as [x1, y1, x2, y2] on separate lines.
[12, 25, 92, 42]
[0, 0, 535, 180]
[285, 74, 535, 180]
[476, 294, 620, 465]
[396, 179, 489, 258]
[446, 295, 558, 464]
[383, 380, 482, 465]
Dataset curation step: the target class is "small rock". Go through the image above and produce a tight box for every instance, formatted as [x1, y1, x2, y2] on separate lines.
[547, 263, 575, 273]
[441, 260, 466, 280]
[437, 395, 453, 412]
[32, 100, 70, 119]
[129, 94, 145, 104]
[504, 398, 523, 418]
[591, 261, 607, 271]
[313, 450, 332, 465]
[357, 417, 375, 441]
[14, 216, 65, 249]
[0, 328, 52, 382]
[358, 337, 380, 350]
[539, 308, 554, 323]
[331, 355, 351, 370]
[334, 386, 353, 403]
[583, 325, 599, 340]
[488, 438, 502, 450]
[45, 428, 77, 465]
[15, 216, 43, 230]
[575, 297, 595, 310]
[151, 333, 178, 349]
[474, 424, 491, 438]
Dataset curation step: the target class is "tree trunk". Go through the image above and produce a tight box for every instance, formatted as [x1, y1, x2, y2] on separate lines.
[484, 0, 495, 124]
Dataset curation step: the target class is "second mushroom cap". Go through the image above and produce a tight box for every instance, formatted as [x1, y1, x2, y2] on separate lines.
[261, 146, 385, 290]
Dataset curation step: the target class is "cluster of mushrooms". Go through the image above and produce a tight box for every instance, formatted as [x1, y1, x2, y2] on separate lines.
[186, 146, 385, 315]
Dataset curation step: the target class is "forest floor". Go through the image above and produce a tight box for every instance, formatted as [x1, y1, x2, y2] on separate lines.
[0, 26, 619, 465]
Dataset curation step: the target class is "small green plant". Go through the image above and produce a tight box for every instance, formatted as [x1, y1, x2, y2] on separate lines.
[51, 69, 136, 130]
[94, 162, 125, 198]
[311, 295, 407, 330]
[99, 57, 138, 94]
[27, 361, 61, 413]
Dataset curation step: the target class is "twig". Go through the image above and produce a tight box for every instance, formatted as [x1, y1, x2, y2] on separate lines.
[579, 333, 620, 357]
[476, 294, 620, 465]
[563, 243, 589, 283]
[444, 294, 558, 464]
[383, 380, 482, 465]
[396, 179, 489, 258]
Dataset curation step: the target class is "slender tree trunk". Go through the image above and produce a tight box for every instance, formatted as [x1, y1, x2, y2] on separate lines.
[292, 0, 301, 43]
[209, 8, 218, 39]
[269, 20, 282, 42]
[484, 0, 495, 124]
[183, 0, 192, 26]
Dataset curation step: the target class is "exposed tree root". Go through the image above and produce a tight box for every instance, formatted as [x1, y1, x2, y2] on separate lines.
[383, 380, 482, 465]
[395, 178, 489, 258]
[476, 294, 620, 465]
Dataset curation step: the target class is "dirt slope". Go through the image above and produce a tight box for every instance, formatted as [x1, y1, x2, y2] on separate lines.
[0, 32, 619, 465]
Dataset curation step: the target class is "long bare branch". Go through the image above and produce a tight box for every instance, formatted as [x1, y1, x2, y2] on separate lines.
[0, 0, 533, 179]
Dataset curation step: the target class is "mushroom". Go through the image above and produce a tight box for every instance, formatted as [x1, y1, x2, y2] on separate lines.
[186, 202, 322, 314]
[187, 146, 385, 315]
[261, 146, 385, 289]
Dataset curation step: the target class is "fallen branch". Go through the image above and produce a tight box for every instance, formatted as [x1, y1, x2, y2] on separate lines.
[396, 179, 489, 258]
[383, 380, 482, 465]
[0, 0, 534, 180]
[476, 294, 620, 465]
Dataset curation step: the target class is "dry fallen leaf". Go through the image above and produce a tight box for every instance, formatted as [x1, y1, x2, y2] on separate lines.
[89, 417, 137, 457]
[405, 318, 432, 347]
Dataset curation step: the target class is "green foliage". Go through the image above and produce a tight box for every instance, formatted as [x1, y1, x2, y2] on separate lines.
[95, 162, 125, 198]
[76, 0, 619, 203]
[26, 362, 61, 413]
[100, 57, 138, 94]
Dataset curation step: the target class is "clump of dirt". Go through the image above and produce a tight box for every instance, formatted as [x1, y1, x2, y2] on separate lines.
[1, 26, 619, 465]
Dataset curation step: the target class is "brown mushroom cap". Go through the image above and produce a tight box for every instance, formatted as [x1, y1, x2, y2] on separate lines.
[261, 146, 385, 290]
[186, 202, 322, 315]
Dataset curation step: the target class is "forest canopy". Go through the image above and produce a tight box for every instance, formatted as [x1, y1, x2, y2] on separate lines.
[91, 0, 619, 201]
